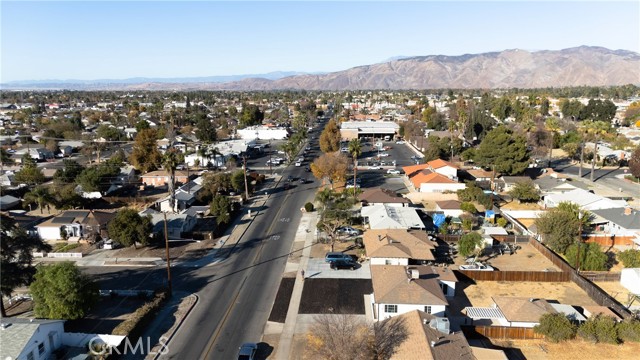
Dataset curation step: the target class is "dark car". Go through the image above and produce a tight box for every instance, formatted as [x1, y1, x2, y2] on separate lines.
[284, 182, 292, 190]
[238, 343, 257, 360]
[330, 259, 358, 270]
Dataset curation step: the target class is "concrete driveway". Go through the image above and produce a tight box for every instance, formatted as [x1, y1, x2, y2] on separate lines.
[304, 259, 371, 279]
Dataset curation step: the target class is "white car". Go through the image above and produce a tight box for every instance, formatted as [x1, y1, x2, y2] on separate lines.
[368, 166, 382, 170]
[295, 162, 302, 167]
[395, 140, 405, 144]
[386, 169, 401, 174]
[345, 183, 361, 189]
[277, 150, 285, 154]
[459, 263, 494, 271]
[341, 147, 349, 153]
[378, 153, 390, 157]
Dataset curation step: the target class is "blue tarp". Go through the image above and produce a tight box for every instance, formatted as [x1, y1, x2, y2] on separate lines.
[485, 210, 495, 218]
[433, 213, 446, 228]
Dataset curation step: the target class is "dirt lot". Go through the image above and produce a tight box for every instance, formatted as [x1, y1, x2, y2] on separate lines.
[64, 296, 148, 334]
[110, 238, 217, 261]
[593, 281, 632, 304]
[452, 243, 561, 272]
[309, 238, 363, 260]
[493, 339, 640, 360]
[449, 281, 598, 316]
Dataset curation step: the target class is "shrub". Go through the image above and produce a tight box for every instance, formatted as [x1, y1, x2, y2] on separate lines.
[618, 249, 640, 268]
[460, 202, 477, 213]
[304, 202, 315, 212]
[496, 217, 508, 228]
[112, 289, 168, 337]
[458, 232, 483, 257]
[618, 319, 640, 342]
[565, 243, 608, 271]
[578, 315, 619, 344]
[534, 313, 577, 342]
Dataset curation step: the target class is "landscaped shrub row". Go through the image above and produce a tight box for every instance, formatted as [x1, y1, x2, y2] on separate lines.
[535, 313, 640, 344]
[112, 289, 169, 339]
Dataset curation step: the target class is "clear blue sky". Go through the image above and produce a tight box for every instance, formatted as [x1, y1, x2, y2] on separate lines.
[1, 1, 639, 82]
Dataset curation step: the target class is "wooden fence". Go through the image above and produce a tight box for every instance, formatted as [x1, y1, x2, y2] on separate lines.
[461, 325, 544, 340]
[583, 234, 636, 247]
[580, 271, 622, 282]
[436, 234, 530, 243]
[528, 238, 574, 273]
[456, 270, 570, 282]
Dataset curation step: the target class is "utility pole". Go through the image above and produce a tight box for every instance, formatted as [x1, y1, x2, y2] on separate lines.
[163, 212, 172, 296]
[575, 212, 583, 272]
[243, 156, 249, 200]
[579, 142, 584, 178]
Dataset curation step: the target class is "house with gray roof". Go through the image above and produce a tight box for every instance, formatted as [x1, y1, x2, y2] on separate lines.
[590, 207, 640, 245]
[0, 318, 65, 360]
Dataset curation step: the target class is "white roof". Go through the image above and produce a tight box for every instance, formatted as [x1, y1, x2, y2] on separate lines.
[549, 304, 587, 322]
[545, 188, 628, 210]
[465, 307, 505, 319]
[361, 204, 425, 229]
[483, 226, 509, 235]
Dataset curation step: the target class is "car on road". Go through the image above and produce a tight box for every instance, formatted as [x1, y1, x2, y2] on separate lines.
[337, 226, 360, 236]
[459, 262, 494, 271]
[368, 165, 382, 170]
[330, 259, 358, 270]
[345, 183, 361, 189]
[238, 343, 257, 360]
[395, 140, 405, 144]
[305, 166, 311, 172]
[295, 161, 302, 166]
[386, 169, 401, 174]
[283, 182, 292, 190]
[299, 178, 307, 184]
[377, 152, 390, 157]
[305, 146, 311, 151]
[325, 252, 352, 263]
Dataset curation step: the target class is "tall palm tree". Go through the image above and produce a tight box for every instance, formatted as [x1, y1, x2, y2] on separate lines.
[162, 149, 183, 213]
[315, 188, 335, 221]
[582, 120, 611, 182]
[24, 186, 54, 214]
[347, 138, 362, 200]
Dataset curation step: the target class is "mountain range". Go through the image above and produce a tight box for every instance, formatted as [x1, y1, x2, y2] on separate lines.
[4, 46, 639, 90]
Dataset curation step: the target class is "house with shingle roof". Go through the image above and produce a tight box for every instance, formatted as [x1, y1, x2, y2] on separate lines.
[361, 204, 425, 230]
[0, 319, 65, 360]
[35, 210, 117, 241]
[389, 310, 482, 360]
[543, 188, 628, 211]
[363, 229, 436, 265]
[358, 188, 410, 207]
[370, 265, 455, 320]
[435, 200, 463, 217]
[590, 207, 640, 243]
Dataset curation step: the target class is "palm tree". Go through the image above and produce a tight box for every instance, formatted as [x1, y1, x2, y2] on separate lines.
[582, 120, 611, 182]
[347, 138, 362, 200]
[162, 149, 183, 213]
[545, 117, 561, 167]
[24, 186, 54, 214]
[315, 188, 335, 220]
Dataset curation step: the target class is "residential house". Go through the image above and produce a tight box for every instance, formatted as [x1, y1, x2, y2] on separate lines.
[363, 229, 436, 265]
[106, 166, 137, 194]
[149, 213, 197, 240]
[361, 204, 425, 230]
[0, 172, 14, 187]
[581, 306, 624, 322]
[403, 160, 465, 193]
[590, 207, 640, 243]
[390, 310, 501, 360]
[435, 200, 463, 218]
[465, 169, 494, 182]
[500, 176, 532, 193]
[14, 147, 54, 161]
[0, 194, 20, 210]
[141, 170, 190, 187]
[0, 319, 65, 360]
[358, 188, 410, 207]
[35, 210, 116, 241]
[157, 181, 203, 213]
[533, 176, 581, 195]
[621, 268, 640, 295]
[465, 297, 584, 328]
[543, 188, 628, 211]
[370, 265, 454, 320]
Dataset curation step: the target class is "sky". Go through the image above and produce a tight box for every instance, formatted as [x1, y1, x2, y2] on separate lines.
[1, 1, 639, 82]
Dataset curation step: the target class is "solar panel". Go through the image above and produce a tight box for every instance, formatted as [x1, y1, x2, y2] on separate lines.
[52, 217, 75, 224]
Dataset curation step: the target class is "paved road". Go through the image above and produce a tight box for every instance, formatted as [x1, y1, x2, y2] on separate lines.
[551, 161, 638, 196]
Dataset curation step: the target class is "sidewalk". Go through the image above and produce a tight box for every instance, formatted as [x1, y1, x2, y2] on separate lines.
[273, 211, 318, 360]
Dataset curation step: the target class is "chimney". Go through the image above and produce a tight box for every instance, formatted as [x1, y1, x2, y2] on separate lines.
[378, 234, 382, 242]
[430, 341, 435, 348]
[624, 207, 632, 216]
[411, 269, 420, 279]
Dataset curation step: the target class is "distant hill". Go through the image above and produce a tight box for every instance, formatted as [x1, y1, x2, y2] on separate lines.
[3, 46, 639, 90]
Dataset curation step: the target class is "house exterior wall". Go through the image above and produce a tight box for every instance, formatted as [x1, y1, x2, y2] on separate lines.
[435, 166, 457, 179]
[419, 182, 466, 193]
[373, 301, 446, 320]
[37, 226, 62, 241]
[439, 208, 464, 217]
[237, 128, 288, 140]
[440, 280, 457, 297]
[17, 322, 64, 360]
[509, 321, 538, 328]
[142, 175, 189, 187]
[370, 257, 409, 266]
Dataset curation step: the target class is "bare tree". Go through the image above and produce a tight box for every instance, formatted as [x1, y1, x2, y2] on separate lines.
[306, 314, 408, 360]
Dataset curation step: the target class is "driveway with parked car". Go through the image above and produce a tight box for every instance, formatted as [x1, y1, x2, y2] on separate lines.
[305, 259, 372, 279]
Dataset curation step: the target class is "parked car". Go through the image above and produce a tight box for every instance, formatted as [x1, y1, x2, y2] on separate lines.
[325, 252, 352, 263]
[337, 226, 360, 236]
[305, 166, 311, 172]
[238, 343, 257, 360]
[341, 147, 349, 153]
[395, 140, 405, 144]
[386, 169, 401, 174]
[330, 259, 358, 270]
[295, 161, 302, 166]
[459, 262, 494, 271]
[299, 178, 307, 184]
[368, 166, 382, 170]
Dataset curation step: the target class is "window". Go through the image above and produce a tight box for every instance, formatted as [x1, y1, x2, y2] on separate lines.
[424, 306, 432, 314]
[27, 351, 35, 360]
[384, 305, 398, 313]
[385, 260, 393, 265]
[38, 343, 45, 356]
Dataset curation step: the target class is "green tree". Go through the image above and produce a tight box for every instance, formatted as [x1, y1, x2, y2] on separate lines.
[534, 202, 588, 254]
[0, 148, 12, 166]
[492, 96, 512, 120]
[30, 262, 99, 320]
[53, 159, 85, 185]
[475, 126, 530, 176]
[130, 128, 162, 173]
[460, 202, 477, 214]
[320, 119, 341, 153]
[0, 215, 51, 317]
[195, 118, 217, 143]
[577, 315, 620, 344]
[24, 185, 55, 214]
[618, 249, 640, 268]
[210, 194, 232, 225]
[509, 180, 540, 203]
[239, 104, 264, 128]
[348, 138, 362, 200]
[96, 124, 123, 141]
[107, 208, 152, 249]
[231, 169, 249, 194]
[458, 232, 483, 258]
[534, 313, 577, 342]
[14, 154, 45, 185]
[618, 319, 640, 342]
[565, 242, 608, 271]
